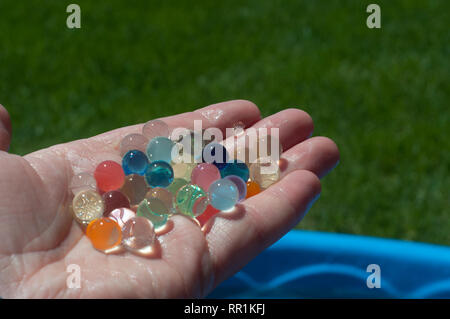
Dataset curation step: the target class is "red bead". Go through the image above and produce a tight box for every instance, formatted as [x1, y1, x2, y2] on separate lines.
[196, 205, 220, 227]
[102, 190, 130, 216]
[94, 161, 125, 192]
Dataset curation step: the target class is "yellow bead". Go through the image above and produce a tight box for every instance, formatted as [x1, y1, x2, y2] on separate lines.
[72, 189, 104, 224]
[249, 158, 280, 189]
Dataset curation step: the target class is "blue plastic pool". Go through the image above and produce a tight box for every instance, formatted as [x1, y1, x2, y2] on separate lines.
[208, 230, 450, 298]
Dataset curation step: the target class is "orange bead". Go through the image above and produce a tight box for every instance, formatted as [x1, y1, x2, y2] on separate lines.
[94, 161, 125, 193]
[86, 218, 122, 251]
[246, 180, 261, 198]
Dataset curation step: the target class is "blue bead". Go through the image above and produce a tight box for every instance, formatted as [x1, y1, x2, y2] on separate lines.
[224, 175, 247, 201]
[220, 160, 249, 182]
[146, 137, 175, 164]
[145, 161, 174, 188]
[202, 142, 229, 170]
[122, 150, 149, 176]
[208, 178, 239, 211]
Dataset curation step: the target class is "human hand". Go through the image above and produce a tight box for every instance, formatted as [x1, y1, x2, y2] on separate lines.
[0, 100, 339, 298]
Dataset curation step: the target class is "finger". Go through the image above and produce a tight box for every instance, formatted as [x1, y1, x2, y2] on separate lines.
[248, 108, 314, 151]
[25, 100, 261, 175]
[281, 136, 340, 179]
[0, 104, 12, 151]
[206, 169, 321, 287]
[83, 99, 261, 149]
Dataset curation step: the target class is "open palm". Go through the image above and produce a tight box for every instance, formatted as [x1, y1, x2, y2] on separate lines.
[0, 100, 339, 298]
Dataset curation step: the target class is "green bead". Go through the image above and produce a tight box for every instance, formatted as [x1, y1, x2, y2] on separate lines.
[167, 178, 189, 195]
[175, 184, 206, 217]
[136, 199, 168, 229]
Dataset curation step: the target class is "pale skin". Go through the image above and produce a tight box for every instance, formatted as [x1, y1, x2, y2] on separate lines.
[0, 100, 339, 298]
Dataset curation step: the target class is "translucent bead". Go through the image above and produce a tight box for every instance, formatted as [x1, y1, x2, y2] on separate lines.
[122, 150, 149, 176]
[122, 217, 156, 250]
[224, 175, 247, 201]
[249, 157, 280, 189]
[246, 180, 261, 198]
[175, 184, 206, 217]
[202, 142, 229, 170]
[172, 162, 196, 180]
[136, 199, 168, 229]
[175, 130, 208, 161]
[86, 218, 122, 251]
[72, 189, 104, 224]
[107, 208, 136, 228]
[102, 190, 131, 215]
[119, 133, 148, 156]
[219, 159, 249, 182]
[232, 121, 246, 137]
[145, 161, 174, 188]
[208, 179, 239, 211]
[120, 174, 149, 206]
[146, 187, 174, 212]
[167, 178, 189, 195]
[142, 119, 169, 139]
[257, 134, 283, 160]
[146, 137, 175, 164]
[191, 163, 221, 191]
[69, 172, 97, 195]
[94, 160, 125, 192]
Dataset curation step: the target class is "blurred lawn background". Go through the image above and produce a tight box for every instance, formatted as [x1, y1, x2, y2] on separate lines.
[0, 1, 448, 244]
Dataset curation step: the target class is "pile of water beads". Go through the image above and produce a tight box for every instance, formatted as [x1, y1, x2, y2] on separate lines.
[69, 119, 282, 254]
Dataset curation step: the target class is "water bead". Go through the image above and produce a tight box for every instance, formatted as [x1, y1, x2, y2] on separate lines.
[191, 163, 221, 191]
[108, 207, 136, 228]
[72, 189, 104, 224]
[122, 217, 156, 250]
[94, 160, 125, 192]
[246, 180, 261, 198]
[145, 161, 174, 188]
[202, 142, 229, 170]
[249, 157, 280, 189]
[167, 178, 189, 195]
[120, 174, 149, 206]
[172, 162, 196, 180]
[102, 190, 131, 215]
[257, 134, 283, 160]
[232, 121, 246, 137]
[142, 119, 169, 139]
[146, 187, 174, 212]
[146, 137, 175, 163]
[119, 133, 148, 156]
[224, 175, 247, 201]
[208, 179, 239, 211]
[136, 199, 168, 229]
[122, 150, 149, 176]
[69, 172, 97, 195]
[86, 217, 122, 251]
[175, 184, 206, 217]
[220, 159, 249, 182]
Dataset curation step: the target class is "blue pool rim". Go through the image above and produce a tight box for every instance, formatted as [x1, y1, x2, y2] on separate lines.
[208, 230, 450, 298]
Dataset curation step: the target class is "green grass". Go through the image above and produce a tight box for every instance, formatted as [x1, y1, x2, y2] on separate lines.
[0, 1, 448, 245]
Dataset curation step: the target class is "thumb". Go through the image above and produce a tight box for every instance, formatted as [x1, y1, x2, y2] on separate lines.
[0, 104, 12, 152]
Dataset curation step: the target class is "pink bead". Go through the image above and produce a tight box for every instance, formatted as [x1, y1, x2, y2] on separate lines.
[120, 133, 149, 156]
[190, 163, 221, 191]
[69, 172, 97, 195]
[108, 208, 136, 228]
